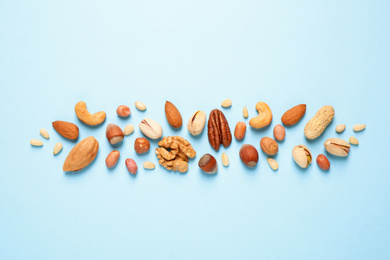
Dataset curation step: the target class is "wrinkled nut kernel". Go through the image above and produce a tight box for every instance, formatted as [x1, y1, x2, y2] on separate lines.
[53, 142, 63, 155]
[198, 153, 218, 174]
[139, 118, 163, 139]
[239, 144, 259, 167]
[106, 123, 124, 145]
[234, 122, 246, 141]
[105, 150, 120, 168]
[116, 105, 131, 117]
[30, 139, 43, 146]
[243, 106, 248, 119]
[123, 124, 134, 136]
[249, 101, 272, 129]
[125, 158, 138, 175]
[349, 136, 359, 145]
[187, 110, 206, 136]
[135, 101, 147, 111]
[267, 158, 279, 171]
[74, 101, 106, 126]
[40, 128, 50, 139]
[273, 124, 286, 141]
[260, 137, 278, 155]
[324, 138, 351, 157]
[221, 99, 232, 108]
[292, 145, 312, 168]
[304, 105, 335, 140]
[353, 124, 366, 132]
[221, 153, 229, 167]
[134, 137, 150, 154]
[143, 161, 155, 170]
[316, 154, 330, 170]
[335, 124, 346, 133]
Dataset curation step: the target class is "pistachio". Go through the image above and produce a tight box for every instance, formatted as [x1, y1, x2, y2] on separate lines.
[349, 136, 359, 145]
[243, 106, 248, 118]
[139, 118, 163, 139]
[187, 110, 206, 136]
[292, 145, 312, 168]
[221, 99, 232, 108]
[335, 124, 346, 133]
[267, 158, 278, 171]
[221, 153, 229, 167]
[324, 138, 351, 157]
[353, 124, 366, 132]
[135, 101, 147, 111]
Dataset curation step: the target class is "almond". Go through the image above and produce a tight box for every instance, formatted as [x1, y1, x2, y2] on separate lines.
[165, 101, 182, 128]
[63, 136, 99, 172]
[281, 104, 306, 126]
[52, 121, 79, 140]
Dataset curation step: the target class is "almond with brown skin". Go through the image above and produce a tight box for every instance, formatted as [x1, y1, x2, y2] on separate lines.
[63, 136, 99, 172]
[52, 121, 79, 140]
[281, 104, 306, 126]
[165, 101, 182, 128]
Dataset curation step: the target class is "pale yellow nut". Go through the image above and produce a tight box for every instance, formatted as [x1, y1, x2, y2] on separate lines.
[40, 128, 50, 139]
[221, 153, 229, 167]
[74, 101, 106, 126]
[143, 161, 155, 170]
[349, 136, 359, 145]
[353, 124, 366, 132]
[267, 158, 279, 171]
[53, 142, 63, 155]
[249, 101, 273, 129]
[221, 99, 232, 108]
[135, 101, 147, 111]
[30, 139, 43, 146]
[243, 106, 248, 119]
[123, 124, 134, 136]
[335, 124, 346, 133]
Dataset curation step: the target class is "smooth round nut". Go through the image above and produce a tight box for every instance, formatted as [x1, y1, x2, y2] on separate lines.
[134, 137, 150, 154]
[125, 158, 138, 175]
[198, 154, 218, 174]
[335, 124, 346, 133]
[316, 154, 330, 170]
[135, 101, 147, 111]
[273, 124, 285, 141]
[234, 122, 246, 141]
[117, 105, 131, 117]
[239, 144, 259, 167]
[260, 137, 278, 155]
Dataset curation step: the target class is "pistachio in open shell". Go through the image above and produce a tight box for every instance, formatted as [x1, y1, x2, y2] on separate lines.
[292, 145, 312, 168]
[324, 138, 351, 157]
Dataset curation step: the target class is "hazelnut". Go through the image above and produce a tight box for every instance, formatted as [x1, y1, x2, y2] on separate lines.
[260, 137, 278, 155]
[117, 105, 131, 117]
[106, 123, 124, 145]
[239, 144, 259, 167]
[134, 137, 150, 154]
[234, 122, 246, 141]
[198, 153, 218, 174]
[273, 124, 286, 141]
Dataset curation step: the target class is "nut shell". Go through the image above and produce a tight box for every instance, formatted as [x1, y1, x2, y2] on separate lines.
[292, 145, 312, 168]
[134, 137, 150, 154]
[304, 105, 335, 140]
[63, 136, 99, 172]
[198, 154, 218, 174]
[139, 118, 163, 139]
[260, 137, 278, 155]
[239, 144, 259, 167]
[324, 138, 351, 157]
[187, 111, 206, 136]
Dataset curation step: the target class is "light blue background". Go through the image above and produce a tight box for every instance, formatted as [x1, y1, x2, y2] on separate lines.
[1, 1, 389, 259]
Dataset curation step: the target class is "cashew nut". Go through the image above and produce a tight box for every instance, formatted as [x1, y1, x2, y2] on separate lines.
[249, 101, 272, 129]
[75, 101, 106, 126]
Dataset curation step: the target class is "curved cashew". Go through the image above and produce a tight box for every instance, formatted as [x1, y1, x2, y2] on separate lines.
[75, 101, 106, 126]
[249, 101, 272, 129]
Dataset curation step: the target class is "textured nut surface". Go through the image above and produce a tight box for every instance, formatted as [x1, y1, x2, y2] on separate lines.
[260, 137, 278, 155]
[30, 139, 43, 146]
[52, 121, 79, 140]
[267, 158, 279, 171]
[281, 104, 306, 126]
[304, 105, 335, 140]
[249, 101, 272, 129]
[273, 124, 286, 141]
[221, 99, 232, 108]
[53, 142, 63, 155]
[135, 101, 147, 111]
[40, 128, 50, 139]
[316, 154, 330, 170]
[234, 122, 246, 141]
[353, 124, 366, 132]
[335, 124, 346, 133]
[243, 106, 248, 119]
[123, 124, 134, 136]
[106, 124, 124, 145]
[165, 101, 183, 128]
[143, 161, 155, 170]
[207, 109, 232, 151]
[105, 150, 120, 168]
[292, 145, 312, 168]
[198, 153, 218, 174]
[324, 138, 351, 157]
[239, 144, 259, 167]
[116, 105, 131, 117]
[349, 136, 359, 145]
[139, 118, 163, 139]
[75, 101, 106, 126]
[63, 136, 99, 172]
[134, 137, 150, 154]
[125, 158, 138, 175]
[221, 153, 229, 167]
[187, 111, 206, 136]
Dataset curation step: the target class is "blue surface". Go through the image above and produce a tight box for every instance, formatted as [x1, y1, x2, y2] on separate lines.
[1, 1, 390, 259]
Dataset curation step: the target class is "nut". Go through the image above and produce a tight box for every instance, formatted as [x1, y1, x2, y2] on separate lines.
[221, 99, 232, 108]
[239, 144, 259, 167]
[353, 124, 366, 132]
[281, 104, 306, 126]
[139, 118, 163, 139]
[125, 158, 138, 175]
[134, 137, 150, 154]
[198, 154, 218, 174]
[249, 101, 272, 129]
[292, 145, 312, 168]
[187, 111, 206, 136]
[143, 161, 155, 170]
[304, 105, 335, 140]
[63, 136, 99, 172]
[52, 121, 79, 140]
[123, 124, 134, 136]
[116, 105, 131, 117]
[30, 139, 43, 147]
[324, 138, 351, 157]
[207, 109, 232, 151]
[221, 153, 229, 167]
[349, 136, 359, 145]
[260, 137, 278, 155]
[165, 101, 183, 128]
[40, 128, 50, 139]
[74, 101, 106, 126]
[316, 154, 330, 170]
[53, 142, 63, 155]
[267, 158, 278, 171]
[243, 106, 248, 118]
[335, 124, 346, 133]
[106, 150, 120, 168]
[135, 101, 147, 111]
[234, 122, 246, 141]
[273, 124, 286, 141]
[106, 124, 124, 145]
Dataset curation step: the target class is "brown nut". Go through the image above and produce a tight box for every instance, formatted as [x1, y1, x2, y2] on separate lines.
[281, 104, 306, 126]
[52, 120, 79, 140]
[75, 101, 106, 126]
[260, 137, 278, 155]
[234, 122, 246, 141]
[316, 154, 330, 170]
[273, 124, 286, 141]
[106, 123, 124, 145]
[207, 109, 232, 151]
[125, 158, 138, 175]
[239, 144, 259, 167]
[106, 150, 120, 168]
[165, 101, 183, 128]
[134, 137, 150, 154]
[198, 154, 218, 174]
[116, 105, 131, 117]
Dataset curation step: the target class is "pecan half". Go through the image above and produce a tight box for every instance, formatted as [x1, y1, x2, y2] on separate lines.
[207, 109, 232, 151]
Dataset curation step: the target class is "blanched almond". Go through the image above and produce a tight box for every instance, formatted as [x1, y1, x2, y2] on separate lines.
[53, 142, 63, 155]
[40, 128, 50, 139]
